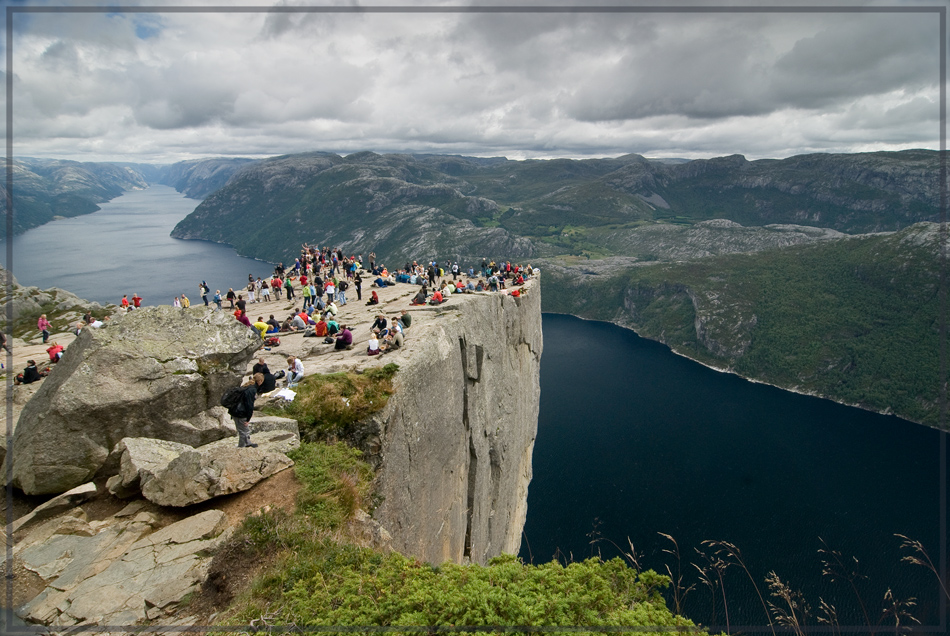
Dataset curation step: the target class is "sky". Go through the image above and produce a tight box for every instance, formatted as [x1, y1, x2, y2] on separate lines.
[2, 0, 944, 164]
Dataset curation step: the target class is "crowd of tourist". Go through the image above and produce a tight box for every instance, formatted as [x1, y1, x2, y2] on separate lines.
[23, 245, 536, 394]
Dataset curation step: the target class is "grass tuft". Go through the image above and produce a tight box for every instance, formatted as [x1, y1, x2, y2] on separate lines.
[272, 363, 398, 441]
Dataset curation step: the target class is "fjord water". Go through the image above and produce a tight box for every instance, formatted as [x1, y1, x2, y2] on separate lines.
[7, 187, 944, 628]
[2, 185, 275, 305]
[521, 313, 942, 628]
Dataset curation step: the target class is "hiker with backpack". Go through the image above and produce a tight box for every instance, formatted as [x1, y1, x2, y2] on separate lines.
[221, 373, 264, 448]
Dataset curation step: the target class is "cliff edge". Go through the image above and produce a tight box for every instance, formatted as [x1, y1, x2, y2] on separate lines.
[368, 282, 542, 565]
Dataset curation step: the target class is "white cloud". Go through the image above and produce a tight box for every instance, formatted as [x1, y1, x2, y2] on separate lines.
[5, 0, 943, 163]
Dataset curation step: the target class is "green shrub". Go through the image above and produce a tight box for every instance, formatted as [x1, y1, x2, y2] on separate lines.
[288, 441, 374, 529]
[275, 363, 398, 440]
[229, 547, 702, 634]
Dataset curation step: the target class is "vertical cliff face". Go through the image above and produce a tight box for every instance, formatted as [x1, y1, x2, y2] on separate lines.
[370, 281, 542, 565]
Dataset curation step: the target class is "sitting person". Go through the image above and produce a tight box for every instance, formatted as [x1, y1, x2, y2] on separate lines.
[367, 332, 381, 356]
[326, 317, 340, 335]
[326, 301, 338, 317]
[266, 315, 281, 333]
[475, 280, 485, 291]
[334, 325, 353, 350]
[290, 313, 308, 331]
[286, 355, 305, 388]
[373, 276, 388, 288]
[46, 342, 65, 363]
[381, 330, 404, 353]
[314, 316, 328, 337]
[15, 360, 45, 385]
[252, 357, 278, 393]
[280, 316, 295, 332]
[366, 290, 379, 305]
[429, 289, 444, 305]
[371, 314, 387, 333]
[252, 357, 270, 376]
[410, 288, 427, 305]
[236, 311, 253, 328]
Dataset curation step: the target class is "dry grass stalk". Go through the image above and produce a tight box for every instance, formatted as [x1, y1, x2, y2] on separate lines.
[765, 570, 810, 636]
[895, 533, 950, 602]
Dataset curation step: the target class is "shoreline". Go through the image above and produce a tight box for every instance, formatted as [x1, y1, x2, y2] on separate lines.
[543, 310, 928, 430]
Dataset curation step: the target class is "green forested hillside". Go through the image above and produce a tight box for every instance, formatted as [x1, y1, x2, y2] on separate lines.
[540, 223, 943, 427]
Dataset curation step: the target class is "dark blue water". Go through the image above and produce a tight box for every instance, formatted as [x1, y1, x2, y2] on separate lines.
[2, 185, 275, 306]
[522, 313, 945, 631]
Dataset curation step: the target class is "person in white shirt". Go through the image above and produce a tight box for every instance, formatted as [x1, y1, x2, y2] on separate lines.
[286, 356, 305, 388]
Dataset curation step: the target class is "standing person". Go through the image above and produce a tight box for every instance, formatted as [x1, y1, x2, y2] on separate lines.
[131, 293, 142, 309]
[247, 280, 256, 304]
[325, 279, 335, 304]
[369, 252, 376, 272]
[226, 288, 236, 309]
[284, 277, 295, 300]
[227, 373, 263, 448]
[260, 281, 271, 302]
[337, 279, 348, 305]
[200, 281, 210, 306]
[181, 293, 190, 308]
[37, 314, 50, 344]
[213, 290, 223, 310]
[354, 272, 363, 301]
[271, 275, 282, 299]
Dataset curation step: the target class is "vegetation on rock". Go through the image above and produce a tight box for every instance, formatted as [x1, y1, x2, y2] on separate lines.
[222, 440, 698, 633]
[268, 363, 399, 441]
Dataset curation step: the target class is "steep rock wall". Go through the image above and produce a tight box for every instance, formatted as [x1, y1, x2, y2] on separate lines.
[370, 282, 542, 565]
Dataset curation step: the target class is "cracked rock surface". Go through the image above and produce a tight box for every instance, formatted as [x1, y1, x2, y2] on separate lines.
[17, 509, 230, 627]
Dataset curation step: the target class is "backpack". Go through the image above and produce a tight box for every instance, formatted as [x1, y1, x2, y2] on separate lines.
[220, 386, 243, 411]
[264, 336, 281, 347]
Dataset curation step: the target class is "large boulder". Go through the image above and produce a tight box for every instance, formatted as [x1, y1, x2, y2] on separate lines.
[141, 431, 298, 507]
[6, 306, 262, 495]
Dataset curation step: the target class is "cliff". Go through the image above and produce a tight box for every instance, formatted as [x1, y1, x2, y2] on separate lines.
[366, 282, 542, 564]
[6, 274, 543, 569]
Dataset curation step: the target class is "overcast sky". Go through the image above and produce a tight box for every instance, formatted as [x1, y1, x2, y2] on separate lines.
[4, 0, 943, 164]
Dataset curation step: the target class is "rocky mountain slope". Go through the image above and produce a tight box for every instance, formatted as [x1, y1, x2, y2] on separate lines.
[156, 157, 258, 199]
[4, 156, 260, 237]
[169, 149, 939, 264]
[4, 159, 149, 236]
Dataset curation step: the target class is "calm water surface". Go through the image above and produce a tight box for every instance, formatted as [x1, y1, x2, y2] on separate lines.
[522, 313, 944, 629]
[3, 185, 274, 305]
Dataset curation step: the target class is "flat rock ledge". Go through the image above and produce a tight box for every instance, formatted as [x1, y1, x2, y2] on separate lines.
[17, 509, 230, 627]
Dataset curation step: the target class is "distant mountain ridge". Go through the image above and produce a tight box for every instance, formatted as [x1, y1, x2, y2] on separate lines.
[170, 149, 940, 264]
